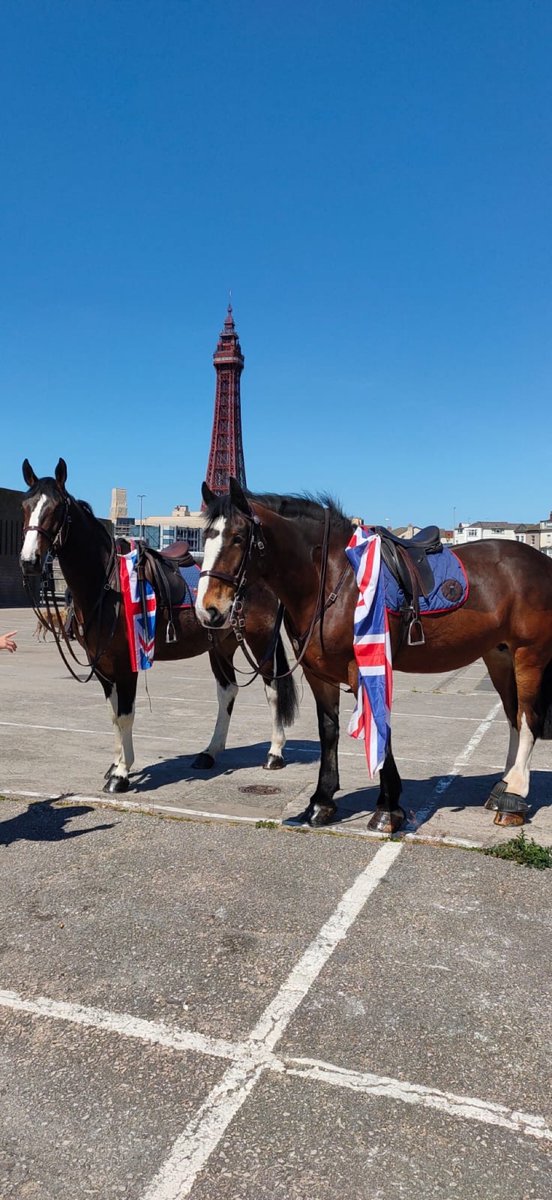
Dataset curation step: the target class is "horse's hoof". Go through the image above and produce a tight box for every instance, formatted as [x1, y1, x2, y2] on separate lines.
[494, 810, 525, 827]
[309, 803, 337, 827]
[367, 806, 405, 834]
[264, 754, 284, 771]
[191, 752, 215, 770]
[484, 780, 507, 811]
[103, 775, 130, 794]
[104, 762, 116, 780]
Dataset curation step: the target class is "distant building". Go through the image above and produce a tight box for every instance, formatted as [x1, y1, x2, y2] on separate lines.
[453, 521, 520, 545]
[111, 504, 204, 559]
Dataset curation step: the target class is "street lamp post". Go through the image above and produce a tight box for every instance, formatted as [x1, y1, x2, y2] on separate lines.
[138, 494, 146, 541]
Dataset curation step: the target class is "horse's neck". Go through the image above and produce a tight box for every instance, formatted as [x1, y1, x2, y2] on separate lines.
[57, 502, 110, 609]
[258, 508, 326, 624]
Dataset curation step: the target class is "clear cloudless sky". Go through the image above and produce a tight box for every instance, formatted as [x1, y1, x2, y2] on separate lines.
[1, 0, 550, 528]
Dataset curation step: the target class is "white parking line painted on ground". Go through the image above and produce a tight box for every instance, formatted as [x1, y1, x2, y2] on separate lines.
[282, 1057, 552, 1142]
[0, 989, 239, 1061]
[140, 841, 403, 1200]
[404, 699, 503, 834]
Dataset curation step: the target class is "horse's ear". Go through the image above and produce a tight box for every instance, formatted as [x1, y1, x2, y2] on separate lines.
[201, 481, 216, 507]
[55, 458, 68, 490]
[22, 459, 37, 488]
[229, 477, 250, 514]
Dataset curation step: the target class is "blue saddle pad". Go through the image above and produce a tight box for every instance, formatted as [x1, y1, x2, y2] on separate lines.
[177, 563, 201, 607]
[383, 547, 468, 615]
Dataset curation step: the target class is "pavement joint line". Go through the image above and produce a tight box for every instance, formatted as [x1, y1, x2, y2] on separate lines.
[0, 789, 521, 851]
[403, 699, 503, 834]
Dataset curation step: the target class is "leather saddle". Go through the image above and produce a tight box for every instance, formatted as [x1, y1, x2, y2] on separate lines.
[373, 525, 443, 646]
[116, 539, 197, 635]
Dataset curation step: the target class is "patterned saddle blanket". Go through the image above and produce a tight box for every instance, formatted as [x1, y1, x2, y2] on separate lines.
[383, 546, 468, 616]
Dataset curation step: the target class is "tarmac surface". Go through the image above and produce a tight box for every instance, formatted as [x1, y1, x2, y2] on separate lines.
[1, 606, 551, 1198]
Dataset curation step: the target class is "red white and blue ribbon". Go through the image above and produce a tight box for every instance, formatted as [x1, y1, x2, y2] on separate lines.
[345, 527, 393, 777]
[118, 546, 156, 672]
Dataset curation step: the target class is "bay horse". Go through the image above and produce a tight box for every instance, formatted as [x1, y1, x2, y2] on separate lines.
[197, 478, 552, 831]
[19, 460, 298, 794]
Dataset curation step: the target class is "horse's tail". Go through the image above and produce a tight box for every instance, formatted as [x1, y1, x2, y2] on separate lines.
[541, 659, 552, 739]
[274, 635, 299, 727]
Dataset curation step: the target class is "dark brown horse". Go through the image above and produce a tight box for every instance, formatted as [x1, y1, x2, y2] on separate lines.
[19, 460, 298, 793]
[197, 479, 552, 831]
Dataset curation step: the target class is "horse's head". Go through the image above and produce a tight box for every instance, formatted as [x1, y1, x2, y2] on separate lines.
[196, 478, 264, 628]
[20, 458, 69, 575]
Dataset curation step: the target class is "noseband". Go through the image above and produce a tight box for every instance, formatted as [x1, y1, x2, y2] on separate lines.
[199, 506, 265, 599]
[25, 493, 70, 552]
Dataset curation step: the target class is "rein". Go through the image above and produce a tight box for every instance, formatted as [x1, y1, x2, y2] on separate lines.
[201, 503, 341, 684]
[23, 494, 120, 684]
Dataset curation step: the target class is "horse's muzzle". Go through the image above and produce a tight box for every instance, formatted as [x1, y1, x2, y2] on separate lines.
[20, 555, 42, 577]
[196, 604, 229, 629]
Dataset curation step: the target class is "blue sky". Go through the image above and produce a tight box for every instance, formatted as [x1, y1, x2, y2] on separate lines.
[1, 0, 550, 528]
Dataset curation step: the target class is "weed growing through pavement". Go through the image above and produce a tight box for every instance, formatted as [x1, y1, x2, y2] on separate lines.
[255, 819, 278, 830]
[484, 830, 552, 869]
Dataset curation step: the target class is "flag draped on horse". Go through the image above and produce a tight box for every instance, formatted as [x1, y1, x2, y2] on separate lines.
[345, 527, 393, 777]
[118, 546, 156, 671]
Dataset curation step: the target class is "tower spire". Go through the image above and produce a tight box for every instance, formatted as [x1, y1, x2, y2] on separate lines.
[203, 306, 247, 501]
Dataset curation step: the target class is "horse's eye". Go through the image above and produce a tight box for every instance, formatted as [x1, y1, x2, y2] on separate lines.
[232, 535, 244, 546]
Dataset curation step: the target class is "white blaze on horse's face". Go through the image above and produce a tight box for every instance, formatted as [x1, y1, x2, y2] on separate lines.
[196, 516, 234, 628]
[20, 494, 50, 571]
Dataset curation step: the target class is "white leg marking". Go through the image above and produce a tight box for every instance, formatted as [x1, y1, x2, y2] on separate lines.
[504, 713, 535, 798]
[140, 841, 403, 1200]
[203, 680, 238, 759]
[265, 679, 285, 760]
[20, 494, 49, 565]
[195, 516, 226, 621]
[106, 688, 135, 778]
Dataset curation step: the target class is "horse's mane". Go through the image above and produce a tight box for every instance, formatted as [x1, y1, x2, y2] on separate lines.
[205, 491, 353, 536]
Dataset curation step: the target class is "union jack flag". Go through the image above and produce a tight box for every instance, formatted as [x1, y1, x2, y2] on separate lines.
[118, 546, 157, 672]
[345, 527, 393, 778]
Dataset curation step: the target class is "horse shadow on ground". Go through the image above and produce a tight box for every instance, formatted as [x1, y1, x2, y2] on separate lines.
[285, 769, 552, 828]
[131, 737, 321, 792]
[0, 799, 116, 847]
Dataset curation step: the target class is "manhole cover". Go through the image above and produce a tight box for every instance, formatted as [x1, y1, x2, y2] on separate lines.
[238, 784, 282, 796]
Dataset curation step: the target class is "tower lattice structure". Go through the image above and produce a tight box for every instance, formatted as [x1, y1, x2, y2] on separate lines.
[203, 304, 247, 499]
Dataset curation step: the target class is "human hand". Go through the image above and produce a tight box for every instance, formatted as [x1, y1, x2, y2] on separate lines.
[0, 631, 17, 652]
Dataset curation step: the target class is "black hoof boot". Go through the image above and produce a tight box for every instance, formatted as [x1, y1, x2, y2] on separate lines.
[493, 792, 529, 827]
[191, 752, 215, 770]
[103, 774, 130, 794]
[484, 780, 508, 811]
[264, 754, 284, 771]
[104, 763, 116, 780]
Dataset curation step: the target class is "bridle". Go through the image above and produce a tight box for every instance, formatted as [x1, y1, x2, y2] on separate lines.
[22, 489, 119, 683]
[24, 491, 71, 553]
[199, 500, 347, 682]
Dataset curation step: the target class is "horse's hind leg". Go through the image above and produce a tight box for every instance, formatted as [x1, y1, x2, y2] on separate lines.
[482, 648, 519, 814]
[191, 650, 238, 769]
[102, 674, 138, 794]
[257, 636, 299, 770]
[486, 646, 546, 826]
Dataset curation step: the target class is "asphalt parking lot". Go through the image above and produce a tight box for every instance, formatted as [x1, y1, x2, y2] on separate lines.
[1, 607, 551, 1198]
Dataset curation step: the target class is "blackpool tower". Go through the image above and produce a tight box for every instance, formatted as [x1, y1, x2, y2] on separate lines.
[203, 304, 247, 498]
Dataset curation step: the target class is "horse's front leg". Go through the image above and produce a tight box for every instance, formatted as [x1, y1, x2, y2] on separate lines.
[191, 650, 238, 769]
[368, 739, 405, 834]
[301, 671, 340, 826]
[101, 674, 137, 793]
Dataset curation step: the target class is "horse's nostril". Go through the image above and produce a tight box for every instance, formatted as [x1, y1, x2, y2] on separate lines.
[207, 606, 224, 627]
